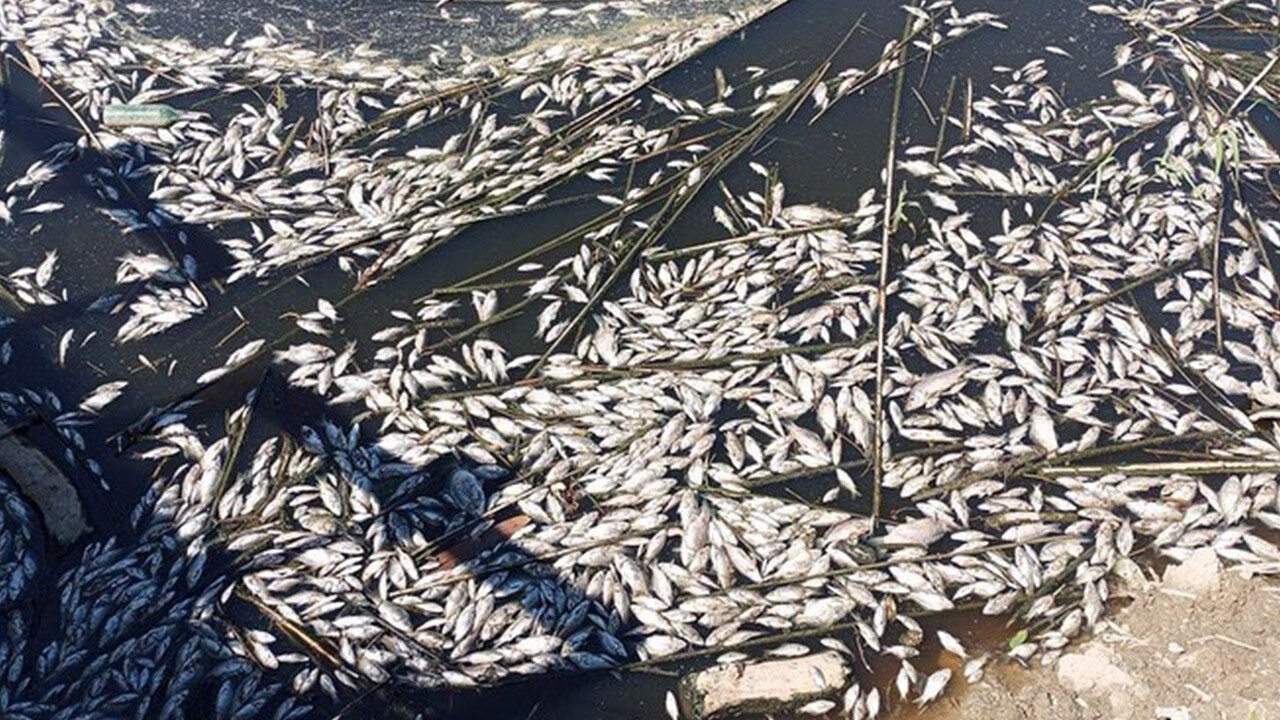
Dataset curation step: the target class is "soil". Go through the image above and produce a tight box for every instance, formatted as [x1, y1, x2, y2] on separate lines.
[919, 553, 1280, 720]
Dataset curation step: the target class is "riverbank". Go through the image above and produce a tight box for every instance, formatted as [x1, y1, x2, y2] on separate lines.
[924, 551, 1280, 720]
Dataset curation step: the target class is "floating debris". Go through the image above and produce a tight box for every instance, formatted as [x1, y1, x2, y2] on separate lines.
[0, 421, 89, 545]
[102, 102, 181, 127]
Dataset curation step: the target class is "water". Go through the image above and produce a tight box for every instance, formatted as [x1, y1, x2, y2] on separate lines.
[131, 0, 764, 59]
[0, 0, 1236, 718]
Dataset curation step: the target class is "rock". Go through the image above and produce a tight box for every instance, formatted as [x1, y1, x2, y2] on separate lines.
[0, 420, 89, 545]
[1056, 646, 1135, 695]
[1156, 707, 1191, 720]
[678, 651, 849, 719]
[1056, 645, 1146, 718]
[1162, 547, 1221, 594]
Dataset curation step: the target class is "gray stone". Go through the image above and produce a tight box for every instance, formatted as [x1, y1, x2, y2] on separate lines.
[1057, 645, 1135, 694]
[1162, 547, 1221, 595]
[678, 651, 849, 719]
[1056, 645, 1147, 719]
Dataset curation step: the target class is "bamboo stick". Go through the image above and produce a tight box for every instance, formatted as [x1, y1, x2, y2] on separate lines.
[870, 13, 912, 529]
[1039, 458, 1280, 477]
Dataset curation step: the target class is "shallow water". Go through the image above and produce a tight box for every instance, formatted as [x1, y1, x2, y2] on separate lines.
[133, 0, 767, 59]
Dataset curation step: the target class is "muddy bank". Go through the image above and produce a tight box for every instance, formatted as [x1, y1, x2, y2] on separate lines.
[925, 553, 1280, 720]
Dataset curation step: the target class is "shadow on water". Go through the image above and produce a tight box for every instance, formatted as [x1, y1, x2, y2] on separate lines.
[0, 68, 257, 530]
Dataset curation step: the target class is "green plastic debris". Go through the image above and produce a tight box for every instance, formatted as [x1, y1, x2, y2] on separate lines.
[102, 103, 180, 128]
[1008, 629, 1028, 650]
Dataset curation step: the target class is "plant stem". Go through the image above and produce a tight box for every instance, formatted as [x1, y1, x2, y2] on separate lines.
[870, 12, 912, 529]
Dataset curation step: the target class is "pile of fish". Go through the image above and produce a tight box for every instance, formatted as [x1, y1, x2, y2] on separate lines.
[0, 447, 310, 720]
[1, 0, 1280, 718]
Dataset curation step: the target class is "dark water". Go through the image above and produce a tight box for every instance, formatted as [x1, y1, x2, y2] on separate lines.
[0, 0, 1138, 718]
[130, 0, 760, 58]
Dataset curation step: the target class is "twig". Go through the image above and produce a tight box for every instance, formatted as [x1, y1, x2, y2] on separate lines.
[208, 377, 267, 516]
[1038, 458, 1280, 477]
[1212, 184, 1226, 352]
[7, 50, 104, 149]
[1193, 633, 1260, 652]
[916, 429, 1231, 500]
[1219, 51, 1278, 121]
[646, 215, 863, 262]
[870, 12, 912, 529]
[1024, 258, 1192, 342]
[430, 338, 873, 401]
[933, 75, 956, 164]
[526, 29, 851, 376]
[239, 590, 344, 669]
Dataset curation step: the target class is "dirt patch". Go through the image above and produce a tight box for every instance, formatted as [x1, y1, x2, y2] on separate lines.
[937, 558, 1280, 720]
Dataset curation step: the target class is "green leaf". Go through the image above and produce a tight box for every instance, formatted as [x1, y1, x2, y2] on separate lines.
[1008, 629, 1028, 650]
[1228, 127, 1241, 179]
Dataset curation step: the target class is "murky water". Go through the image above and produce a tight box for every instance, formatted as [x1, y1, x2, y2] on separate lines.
[0, 0, 1219, 717]
[133, 0, 767, 58]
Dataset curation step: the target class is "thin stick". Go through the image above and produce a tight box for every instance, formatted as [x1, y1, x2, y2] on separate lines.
[526, 39, 844, 375]
[1024, 258, 1192, 342]
[418, 164, 688, 303]
[910, 85, 936, 125]
[916, 429, 1231, 500]
[272, 116, 305, 169]
[1219, 51, 1278, 121]
[1038, 458, 1280, 477]
[870, 13, 912, 529]
[962, 78, 973, 141]
[208, 378, 266, 516]
[646, 215, 863, 262]
[239, 590, 344, 669]
[1212, 179, 1226, 353]
[8, 50, 104, 149]
[933, 76, 956, 164]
